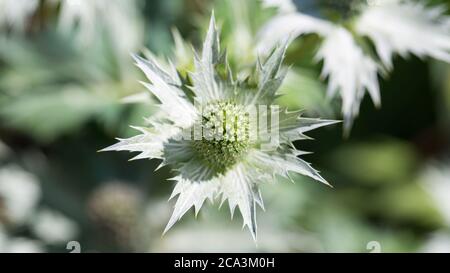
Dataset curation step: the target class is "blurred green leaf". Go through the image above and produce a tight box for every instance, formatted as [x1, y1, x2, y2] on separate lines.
[331, 139, 420, 185]
[0, 86, 113, 142]
[372, 183, 444, 229]
[276, 68, 336, 117]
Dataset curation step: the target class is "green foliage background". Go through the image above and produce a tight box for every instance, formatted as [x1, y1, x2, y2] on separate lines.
[0, 0, 449, 252]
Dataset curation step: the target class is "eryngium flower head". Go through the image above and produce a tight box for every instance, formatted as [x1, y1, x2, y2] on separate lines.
[102, 15, 338, 240]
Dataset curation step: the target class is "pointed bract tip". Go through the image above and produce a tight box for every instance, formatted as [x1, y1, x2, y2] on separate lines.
[162, 227, 169, 236]
[131, 52, 143, 64]
[209, 11, 216, 29]
[326, 119, 342, 125]
[249, 228, 257, 243]
[97, 142, 119, 153]
[343, 122, 353, 139]
[163, 219, 176, 236]
[129, 52, 138, 60]
[320, 178, 333, 188]
[374, 100, 382, 109]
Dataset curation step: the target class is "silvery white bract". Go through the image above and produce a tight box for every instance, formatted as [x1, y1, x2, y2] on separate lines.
[102, 15, 338, 240]
[0, 0, 39, 31]
[259, 0, 450, 133]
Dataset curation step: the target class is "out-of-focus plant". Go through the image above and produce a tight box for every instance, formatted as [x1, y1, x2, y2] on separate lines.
[0, 158, 79, 252]
[421, 162, 450, 227]
[0, 0, 150, 142]
[259, 0, 450, 133]
[0, 0, 39, 32]
[0, 164, 41, 226]
[57, 0, 143, 60]
[87, 182, 144, 251]
[421, 232, 450, 252]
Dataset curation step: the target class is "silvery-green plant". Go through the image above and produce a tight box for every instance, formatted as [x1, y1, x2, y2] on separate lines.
[260, 0, 450, 133]
[0, 0, 147, 142]
[102, 15, 338, 240]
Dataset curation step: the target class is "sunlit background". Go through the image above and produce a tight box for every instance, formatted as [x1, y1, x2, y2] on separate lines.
[0, 0, 449, 253]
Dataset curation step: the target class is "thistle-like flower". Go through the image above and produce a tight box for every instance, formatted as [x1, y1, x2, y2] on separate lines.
[102, 15, 338, 240]
[259, 0, 450, 133]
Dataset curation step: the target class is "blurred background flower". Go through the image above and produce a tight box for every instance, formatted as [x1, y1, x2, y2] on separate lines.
[0, 0, 449, 252]
[0, 0, 39, 31]
[259, 0, 450, 132]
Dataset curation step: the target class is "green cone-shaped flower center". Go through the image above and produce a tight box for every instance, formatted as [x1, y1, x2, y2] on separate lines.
[192, 102, 250, 174]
